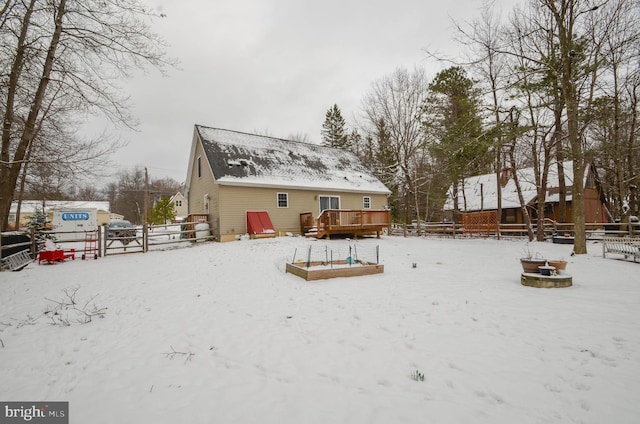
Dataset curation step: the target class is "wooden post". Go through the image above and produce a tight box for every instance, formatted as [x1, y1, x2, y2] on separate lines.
[143, 223, 148, 253]
[97, 227, 102, 258]
[102, 224, 107, 257]
[144, 167, 150, 224]
[30, 227, 36, 256]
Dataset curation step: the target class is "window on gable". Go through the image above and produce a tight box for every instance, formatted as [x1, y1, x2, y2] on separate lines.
[363, 196, 371, 209]
[277, 192, 288, 208]
[197, 156, 202, 178]
[176, 200, 182, 207]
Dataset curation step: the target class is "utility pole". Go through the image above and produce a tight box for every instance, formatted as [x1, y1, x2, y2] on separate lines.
[496, 147, 501, 240]
[144, 167, 149, 224]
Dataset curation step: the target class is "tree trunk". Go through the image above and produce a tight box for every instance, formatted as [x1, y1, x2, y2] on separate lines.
[0, 0, 38, 230]
[0, 0, 67, 231]
[549, 0, 587, 254]
[566, 87, 587, 253]
[536, 160, 550, 241]
[508, 145, 534, 242]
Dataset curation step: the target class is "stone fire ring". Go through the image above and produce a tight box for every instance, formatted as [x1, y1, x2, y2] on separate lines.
[521, 272, 573, 288]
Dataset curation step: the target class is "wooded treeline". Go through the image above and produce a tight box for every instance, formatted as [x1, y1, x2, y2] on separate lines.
[0, 0, 175, 230]
[2, 0, 638, 254]
[322, 0, 639, 252]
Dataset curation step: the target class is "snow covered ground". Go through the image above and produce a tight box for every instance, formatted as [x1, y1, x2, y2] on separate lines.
[1, 235, 639, 424]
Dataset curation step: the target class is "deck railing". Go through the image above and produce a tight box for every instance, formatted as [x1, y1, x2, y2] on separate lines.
[300, 209, 391, 238]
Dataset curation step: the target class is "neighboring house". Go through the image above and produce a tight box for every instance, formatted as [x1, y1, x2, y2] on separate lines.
[443, 161, 608, 224]
[185, 125, 391, 242]
[169, 192, 188, 220]
[9, 200, 112, 230]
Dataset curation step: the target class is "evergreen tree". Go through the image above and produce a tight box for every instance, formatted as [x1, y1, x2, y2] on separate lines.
[25, 206, 49, 231]
[150, 197, 177, 225]
[321, 104, 350, 149]
[374, 118, 396, 181]
[421, 66, 487, 218]
[348, 128, 363, 158]
[373, 118, 400, 220]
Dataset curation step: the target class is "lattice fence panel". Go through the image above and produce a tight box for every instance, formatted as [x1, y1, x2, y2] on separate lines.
[462, 211, 499, 235]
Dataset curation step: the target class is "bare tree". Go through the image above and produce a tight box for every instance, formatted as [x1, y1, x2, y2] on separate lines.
[587, 0, 640, 222]
[508, 6, 564, 241]
[112, 168, 146, 224]
[361, 67, 429, 228]
[533, 0, 604, 253]
[465, 0, 622, 253]
[0, 0, 175, 230]
[286, 132, 312, 144]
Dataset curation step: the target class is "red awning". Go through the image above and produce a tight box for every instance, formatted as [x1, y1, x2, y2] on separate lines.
[246, 211, 275, 235]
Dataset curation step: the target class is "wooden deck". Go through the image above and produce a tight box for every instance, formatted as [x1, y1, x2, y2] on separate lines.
[300, 209, 390, 239]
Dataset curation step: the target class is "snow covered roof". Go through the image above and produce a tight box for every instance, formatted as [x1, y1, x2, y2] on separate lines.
[10, 200, 111, 214]
[443, 161, 581, 212]
[168, 192, 186, 202]
[192, 125, 391, 194]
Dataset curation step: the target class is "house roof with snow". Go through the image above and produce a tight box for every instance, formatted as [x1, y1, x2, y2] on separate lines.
[187, 125, 391, 194]
[10, 200, 111, 214]
[169, 192, 186, 203]
[443, 161, 586, 212]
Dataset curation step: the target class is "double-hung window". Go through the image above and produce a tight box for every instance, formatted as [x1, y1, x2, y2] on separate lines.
[363, 196, 371, 209]
[277, 192, 289, 208]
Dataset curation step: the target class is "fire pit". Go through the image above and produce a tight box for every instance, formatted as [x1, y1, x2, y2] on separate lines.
[521, 272, 572, 288]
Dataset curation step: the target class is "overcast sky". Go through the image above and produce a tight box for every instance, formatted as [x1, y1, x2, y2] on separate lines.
[92, 0, 519, 185]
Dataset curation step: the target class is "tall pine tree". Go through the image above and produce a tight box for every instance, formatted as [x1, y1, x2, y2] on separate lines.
[421, 67, 487, 219]
[321, 104, 349, 149]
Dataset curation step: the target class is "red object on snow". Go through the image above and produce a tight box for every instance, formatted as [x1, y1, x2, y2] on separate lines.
[38, 249, 75, 264]
[246, 211, 275, 236]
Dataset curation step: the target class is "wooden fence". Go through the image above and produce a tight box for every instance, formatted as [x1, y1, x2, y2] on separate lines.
[391, 220, 638, 240]
[1, 220, 215, 268]
[4, 217, 638, 271]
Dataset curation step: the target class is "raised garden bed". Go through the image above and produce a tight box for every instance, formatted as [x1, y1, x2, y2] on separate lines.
[286, 260, 384, 281]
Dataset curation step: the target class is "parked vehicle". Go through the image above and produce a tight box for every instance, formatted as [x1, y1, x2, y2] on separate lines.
[107, 220, 136, 245]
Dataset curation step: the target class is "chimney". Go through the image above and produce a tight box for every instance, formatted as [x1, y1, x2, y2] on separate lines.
[500, 168, 512, 187]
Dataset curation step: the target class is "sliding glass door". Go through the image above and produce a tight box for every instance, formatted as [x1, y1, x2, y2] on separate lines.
[319, 195, 340, 213]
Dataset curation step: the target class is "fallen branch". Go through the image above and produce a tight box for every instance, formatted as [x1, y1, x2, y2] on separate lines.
[16, 314, 39, 328]
[162, 346, 195, 364]
[44, 287, 107, 326]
